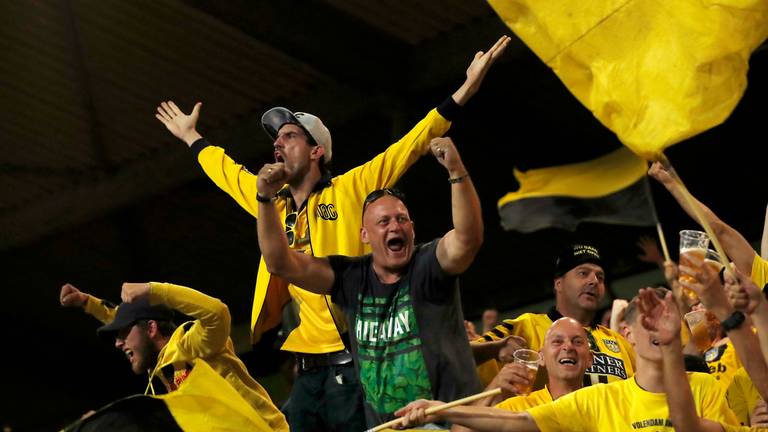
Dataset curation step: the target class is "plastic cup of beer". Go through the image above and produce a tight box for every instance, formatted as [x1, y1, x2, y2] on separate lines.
[679, 230, 710, 301]
[704, 249, 724, 274]
[513, 348, 541, 395]
[684, 310, 713, 352]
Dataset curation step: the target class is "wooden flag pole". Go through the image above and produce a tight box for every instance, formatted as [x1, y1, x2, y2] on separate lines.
[656, 222, 671, 262]
[658, 153, 731, 271]
[365, 388, 502, 432]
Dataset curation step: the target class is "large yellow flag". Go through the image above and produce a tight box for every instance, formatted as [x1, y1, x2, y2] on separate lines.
[488, 0, 768, 159]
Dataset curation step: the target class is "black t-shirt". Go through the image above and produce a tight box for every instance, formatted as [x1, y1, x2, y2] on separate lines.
[328, 239, 480, 424]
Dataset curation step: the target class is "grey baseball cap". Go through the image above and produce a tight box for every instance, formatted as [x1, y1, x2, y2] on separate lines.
[261, 107, 332, 163]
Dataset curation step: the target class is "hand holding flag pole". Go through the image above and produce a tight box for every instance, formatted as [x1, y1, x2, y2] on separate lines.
[365, 388, 502, 432]
[655, 153, 731, 272]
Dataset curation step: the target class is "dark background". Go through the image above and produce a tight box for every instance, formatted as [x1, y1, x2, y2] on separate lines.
[1, 1, 765, 429]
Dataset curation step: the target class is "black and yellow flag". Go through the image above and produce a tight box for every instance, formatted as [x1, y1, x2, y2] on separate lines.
[498, 147, 655, 232]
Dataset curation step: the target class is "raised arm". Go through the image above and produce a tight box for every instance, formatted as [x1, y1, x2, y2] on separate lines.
[122, 282, 231, 357]
[637, 289, 723, 432]
[60, 283, 116, 324]
[156, 100, 261, 218]
[431, 137, 483, 275]
[679, 260, 768, 402]
[648, 162, 756, 276]
[452, 35, 511, 106]
[255, 163, 335, 294]
[342, 37, 510, 193]
[727, 267, 768, 380]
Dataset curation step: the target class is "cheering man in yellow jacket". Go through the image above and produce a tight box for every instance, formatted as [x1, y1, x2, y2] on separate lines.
[155, 35, 510, 430]
[59, 282, 288, 431]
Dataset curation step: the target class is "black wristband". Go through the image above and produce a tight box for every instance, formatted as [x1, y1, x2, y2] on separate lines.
[720, 311, 745, 333]
[448, 173, 469, 184]
[256, 193, 273, 203]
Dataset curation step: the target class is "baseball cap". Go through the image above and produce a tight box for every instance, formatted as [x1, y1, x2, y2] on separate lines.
[97, 297, 174, 339]
[554, 244, 603, 277]
[261, 107, 332, 163]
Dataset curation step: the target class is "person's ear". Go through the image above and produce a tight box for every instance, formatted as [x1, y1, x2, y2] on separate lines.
[361, 226, 369, 244]
[146, 320, 160, 339]
[310, 145, 324, 161]
[554, 277, 563, 295]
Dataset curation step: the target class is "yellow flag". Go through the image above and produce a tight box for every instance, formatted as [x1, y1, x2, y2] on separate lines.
[488, 0, 768, 159]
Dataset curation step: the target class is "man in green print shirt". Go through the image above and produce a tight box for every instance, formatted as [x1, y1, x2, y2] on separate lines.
[254, 136, 483, 426]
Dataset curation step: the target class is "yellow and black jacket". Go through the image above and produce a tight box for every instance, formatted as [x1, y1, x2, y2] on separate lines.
[190, 99, 458, 352]
[84, 282, 288, 431]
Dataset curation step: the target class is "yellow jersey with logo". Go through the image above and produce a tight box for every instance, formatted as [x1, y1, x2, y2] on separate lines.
[496, 387, 553, 411]
[529, 373, 739, 431]
[195, 105, 453, 350]
[705, 339, 742, 389]
[475, 308, 636, 387]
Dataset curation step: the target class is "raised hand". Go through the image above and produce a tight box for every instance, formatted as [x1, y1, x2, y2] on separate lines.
[429, 137, 465, 177]
[647, 161, 675, 186]
[453, 35, 511, 105]
[678, 257, 733, 320]
[121, 282, 151, 304]
[155, 101, 203, 146]
[726, 266, 765, 316]
[636, 236, 664, 266]
[60, 283, 88, 308]
[256, 162, 288, 199]
[637, 288, 681, 346]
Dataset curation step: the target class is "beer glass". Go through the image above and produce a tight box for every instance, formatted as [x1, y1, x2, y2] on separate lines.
[679, 230, 710, 301]
[513, 348, 541, 395]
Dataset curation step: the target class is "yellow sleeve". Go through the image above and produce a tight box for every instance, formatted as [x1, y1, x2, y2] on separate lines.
[197, 145, 260, 219]
[335, 108, 450, 195]
[751, 255, 768, 289]
[727, 369, 751, 426]
[83, 294, 117, 324]
[695, 373, 740, 426]
[149, 282, 231, 358]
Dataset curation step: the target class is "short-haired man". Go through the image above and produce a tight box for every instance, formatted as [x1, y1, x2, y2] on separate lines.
[155, 36, 509, 431]
[60, 282, 288, 431]
[254, 137, 482, 426]
[440, 317, 592, 432]
[474, 244, 636, 391]
[396, 288, 739, 431]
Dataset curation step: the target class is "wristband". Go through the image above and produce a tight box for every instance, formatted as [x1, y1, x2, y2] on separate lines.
[720, 311, 745, 333]
[256, 193, 273, 203]
[448, 173, 469, 184]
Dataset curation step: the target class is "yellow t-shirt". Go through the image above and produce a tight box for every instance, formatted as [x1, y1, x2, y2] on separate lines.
[727, 367, 762, 426]
[475, 311, 636, 387]
[705, 339, 743, 390]
[496, 387, 553, 411]
[751, 254, 768, 289]
[528, 372, 738, 431]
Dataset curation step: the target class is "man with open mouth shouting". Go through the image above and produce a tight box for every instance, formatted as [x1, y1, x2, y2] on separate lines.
[255, 136, 483, 427]
[155, 35, 510, 432]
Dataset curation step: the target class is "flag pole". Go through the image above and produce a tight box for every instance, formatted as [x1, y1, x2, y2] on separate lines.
[656, 222, 671, 263]
[365, 388, 502, 432]
[643, 175, 672, 262]
[657, 153, 730, 270]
